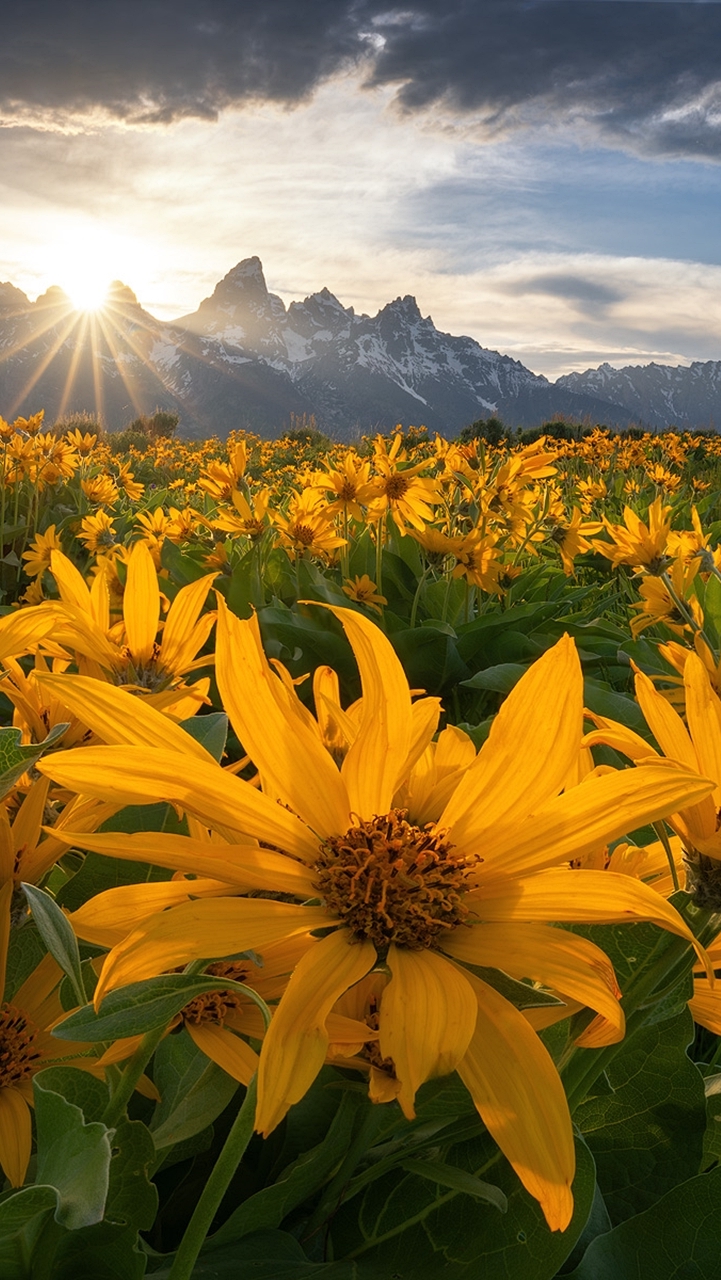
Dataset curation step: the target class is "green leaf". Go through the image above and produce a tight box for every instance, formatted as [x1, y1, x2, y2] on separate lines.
[390, 626, 468, 695]
[566, 1165, 721, 1279]
[397, 1159, 507, 1212]
[41, 1116, 158, 1280]
[3, 920, 48, 1002]
[150, 1029, 239, 1149]
[33, 1067, 114, 1230]
[575, 1009, 706, 1223]
[153, 1230, 357, 1278]
[53, 974, 258, 1042]
[0, 723, 69, 801]
[461, 663, 527, 693]
[180, 712, 228, 762]
[209, 1092, 364, 1248]
[329, 1132, 596, 1279]
[0, 1187, 58, 1280]
[22, 883, 86, 1007]
[700, 1070, 721, 1172]
[457, 964, 564, 1011]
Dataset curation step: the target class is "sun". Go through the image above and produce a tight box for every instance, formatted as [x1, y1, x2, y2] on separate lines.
[67, 273, 112, 313]
[45, 221, 152, 315]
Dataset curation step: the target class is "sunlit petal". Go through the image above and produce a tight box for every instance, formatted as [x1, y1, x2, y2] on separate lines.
[215, 597, 350, 837]
[440, 635, 582, 848]
[68, 878, 234, 947]
[123, 540, 160, 666]
[95, 899, 326, 1005]
[380, 947, 478, 1119]
[256, 929, 376, 1135]
[39, 746, 321, 862]
[457, 971, 574, 1231]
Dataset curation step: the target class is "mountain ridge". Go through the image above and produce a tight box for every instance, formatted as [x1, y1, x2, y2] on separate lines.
[0, 256, 718, 438]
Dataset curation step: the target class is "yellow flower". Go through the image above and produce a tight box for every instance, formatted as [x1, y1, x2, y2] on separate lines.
[21, 526, 63, 579]
[548, 508, 603, 577]
[46, 542, 217, 696]
[594, 496, 672, 572]
[584, 653, 721, 868]
[214, 489, 270, 541]
[82, 474, 119, 507]
[342, 574, 387, 612]
[65, 428, 98, 455]
[77, 510, 118, 556]
[272, 490, 345, 560]
[630, 558, 701, 638]
[40, 608, 714, 1230]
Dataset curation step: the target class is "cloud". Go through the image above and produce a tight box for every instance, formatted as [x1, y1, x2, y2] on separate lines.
[503, 273, 625, 307]
[2, 3, 721, 161]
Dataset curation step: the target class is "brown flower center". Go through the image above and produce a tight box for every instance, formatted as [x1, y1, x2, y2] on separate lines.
[313, 809, 471, 950]
[0, 1005, 41, 1086]
[181, 961, 250, 1027]
[384, 474, 409, 501]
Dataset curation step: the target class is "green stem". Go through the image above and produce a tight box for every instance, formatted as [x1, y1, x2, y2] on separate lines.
[409, 563, 433, 629]
[167, 1076, 257, 1280]
[101, 1020, 169, 1129]
[304, 1103, 381, 1239]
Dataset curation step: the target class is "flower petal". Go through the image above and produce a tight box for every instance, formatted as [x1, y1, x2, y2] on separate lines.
[442, 922, 624, 1046]
[39, 746, 321, 863]
[215, 597, 350, 838]
[456, 971, 575, 1231]
[94, 899, 326, 1005]
[186, 1022, 259, 1085]
[379, 947, 478, 1120]
[124, 541, 160, 666]
[475, 869, 712, 978]
[256, 929, 376, 1135]
[440, 635, 582, 849]
[474, 762, 715, 878]
[35, 674, 216, 761]
[685, 653, 721, 809]
[0, 1087, 32, 1187]
[160, 572, 217, 674]
[68, 878, 234, 947]
[53, 830, 317, 897]
[324, 606, 413, 818]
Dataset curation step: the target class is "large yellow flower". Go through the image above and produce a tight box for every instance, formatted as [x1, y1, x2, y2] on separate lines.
[40, 606, 713, 1230]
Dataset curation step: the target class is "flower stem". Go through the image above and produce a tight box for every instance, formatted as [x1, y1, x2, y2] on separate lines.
[167, 1075, 257, 1280]
[101, 1020, 169, 1129]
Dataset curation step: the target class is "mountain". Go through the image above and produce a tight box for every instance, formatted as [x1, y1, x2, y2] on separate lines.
[557, 361, 721, 431]
[0, 257, 718, 437]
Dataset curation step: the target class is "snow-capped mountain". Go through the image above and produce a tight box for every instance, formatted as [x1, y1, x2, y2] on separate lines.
[0, 257, 717, 437]
[557, 361, 721, 432]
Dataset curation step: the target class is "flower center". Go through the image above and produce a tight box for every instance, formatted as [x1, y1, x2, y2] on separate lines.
[181, 961, 250, 1026]
[0, 1005, 41, 1086]
[313, 809, 471, 950]
[384, 475, 409, 501]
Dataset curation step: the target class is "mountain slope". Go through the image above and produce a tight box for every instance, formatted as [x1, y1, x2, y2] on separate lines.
[0, 257, 717, 437]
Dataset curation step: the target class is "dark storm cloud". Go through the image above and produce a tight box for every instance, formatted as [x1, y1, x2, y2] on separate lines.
[2, 2, 721, 159]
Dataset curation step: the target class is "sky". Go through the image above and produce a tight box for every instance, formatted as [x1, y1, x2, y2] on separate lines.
[1, 1, 721, 378]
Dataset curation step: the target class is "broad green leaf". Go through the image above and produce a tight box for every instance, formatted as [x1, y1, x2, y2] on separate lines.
[53, 973, 260, 1042]
[575, 1009, 706, 1223]
[180, 711, 228, 762]
[566, 1165, 721, 1279]
[461, 663, 527, 693]
[329, 1132, 596, 1280]
[153, 1230, 356, 1278]
[0, 1186, 58, 1280]
[41, 1116, 158, 1280]
[34, 1067, 113, 1230]
[391, 626, 468, 695]
[150, 1029, 239, 1149]
[3, 920, 48, 1002]
[22, 883, 86, 1007]
[209, 1092, 364, 1248]
[0, 723, 69, 800]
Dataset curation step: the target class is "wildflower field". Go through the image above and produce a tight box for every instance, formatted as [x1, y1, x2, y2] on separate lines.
[2, 409, 721, 1278]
